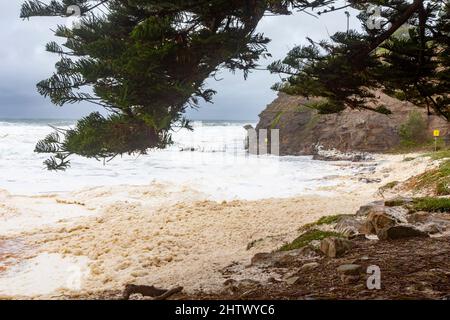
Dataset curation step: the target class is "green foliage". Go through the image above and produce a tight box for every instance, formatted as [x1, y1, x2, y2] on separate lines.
[374, 105, 393, 115]
[316, 215, 351, 226]
[305, 100, 346, 114]
[385, 197, 408, 207]
[299, 214, 353, 231]
[269, 31, 383, 114]
[35, 113, 170, 170]
[412, 160, 450, 196]
[279, 229, 343, 252]
[412, 197, 450, 212]
[379, 181, 400, 194]
[436, 181, 450, 196]
[425, 149, 450, 160]
[393, 90, 407, 101]
[399, 111, 429, 147]
[269, 1, 450, 120]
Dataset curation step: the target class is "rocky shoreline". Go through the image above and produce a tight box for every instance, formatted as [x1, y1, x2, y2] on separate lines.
[181, 196, 450, 300]
[255, 91, 449, 157]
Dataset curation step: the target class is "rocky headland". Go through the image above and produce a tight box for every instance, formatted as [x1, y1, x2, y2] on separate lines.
[255, 91, 449, 156]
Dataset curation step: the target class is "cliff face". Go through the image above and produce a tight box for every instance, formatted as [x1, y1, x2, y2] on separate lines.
[256, 92, 449, 155]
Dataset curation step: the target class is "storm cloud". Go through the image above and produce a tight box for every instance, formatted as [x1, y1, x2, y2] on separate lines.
[0, 1, 359, 120]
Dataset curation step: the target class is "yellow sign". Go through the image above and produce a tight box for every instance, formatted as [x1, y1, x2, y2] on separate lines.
[434, 130, 440, 137]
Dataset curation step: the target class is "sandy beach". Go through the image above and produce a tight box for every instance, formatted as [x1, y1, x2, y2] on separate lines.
[0, 153, 438, 299]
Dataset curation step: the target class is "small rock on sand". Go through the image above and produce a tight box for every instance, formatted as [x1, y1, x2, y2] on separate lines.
[320, 237, 353, 258]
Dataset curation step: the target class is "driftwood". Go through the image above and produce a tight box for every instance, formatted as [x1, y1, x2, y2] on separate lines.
[123, 284, 183, 300]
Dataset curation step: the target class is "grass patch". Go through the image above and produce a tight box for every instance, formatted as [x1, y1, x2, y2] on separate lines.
[316, 215, 351, 225]
[424, 148, 450, 160]
[410, 160, 450, 195]
[279, 229, 343, 252]
[379, 181, 400, 193]
[305, 100, 346, 114]
[437, 181, 450, 196]
[412, 197, 450, 212]
[388, 139, 447, 155]
[299, 214, 353, 231]
[385, 198, 408, 207]
[388, 141, 440, 154]
[399, 111, 429, 147]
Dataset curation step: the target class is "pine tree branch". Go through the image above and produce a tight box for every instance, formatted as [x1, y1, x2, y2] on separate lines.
[354, 0, 423, 61]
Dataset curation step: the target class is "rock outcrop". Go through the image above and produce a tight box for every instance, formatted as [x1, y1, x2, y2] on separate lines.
[320, 237, 353, 258]
[256, 92, 449, 156]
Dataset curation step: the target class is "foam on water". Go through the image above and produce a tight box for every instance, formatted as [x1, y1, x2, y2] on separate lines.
[0, 119, 350, 200]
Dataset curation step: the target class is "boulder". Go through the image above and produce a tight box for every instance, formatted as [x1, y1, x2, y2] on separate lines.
[356, 201, 385, 216]
[360, 206, 409, 235]
[320, 237, 353, 258]
[335, 217, 363, 237]
[377, 225, 429, 240]
[407, 212, 450, 235]
[407, 211, 433, 224]
[360, 211, 397, 235]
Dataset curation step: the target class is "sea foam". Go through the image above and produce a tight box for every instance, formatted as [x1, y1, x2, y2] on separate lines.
[0, 120, 349, 200]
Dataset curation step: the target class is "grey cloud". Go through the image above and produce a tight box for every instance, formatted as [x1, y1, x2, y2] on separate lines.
[0, 1, 359, 120]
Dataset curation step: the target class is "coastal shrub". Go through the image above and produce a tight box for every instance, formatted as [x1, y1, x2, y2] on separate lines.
[436, 181, 450, 196]
[305, 100, 346, 115]
[316, 215, 353, 226]
[399, 111, 429, 147]
[411, 160, 450, 195]
[374, 105, 392, 115]
[412, 197, 450, 212]
[299, 214, 353, 232]
[393, 90, 407, 101]
[425, 148, 450, 160]
[385, 197, 408, 207]
[279, 230, 343, 252]
[379, 181, 400, 194]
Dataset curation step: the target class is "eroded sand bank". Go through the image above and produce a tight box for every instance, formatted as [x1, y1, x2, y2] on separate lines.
[0, 154, 438, 299]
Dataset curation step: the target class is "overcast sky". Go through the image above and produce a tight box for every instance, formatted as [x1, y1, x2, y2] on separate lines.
[0, 1, 359, 120]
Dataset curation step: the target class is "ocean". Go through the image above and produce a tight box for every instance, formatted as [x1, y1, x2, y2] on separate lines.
[0, 119, 350, 200]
